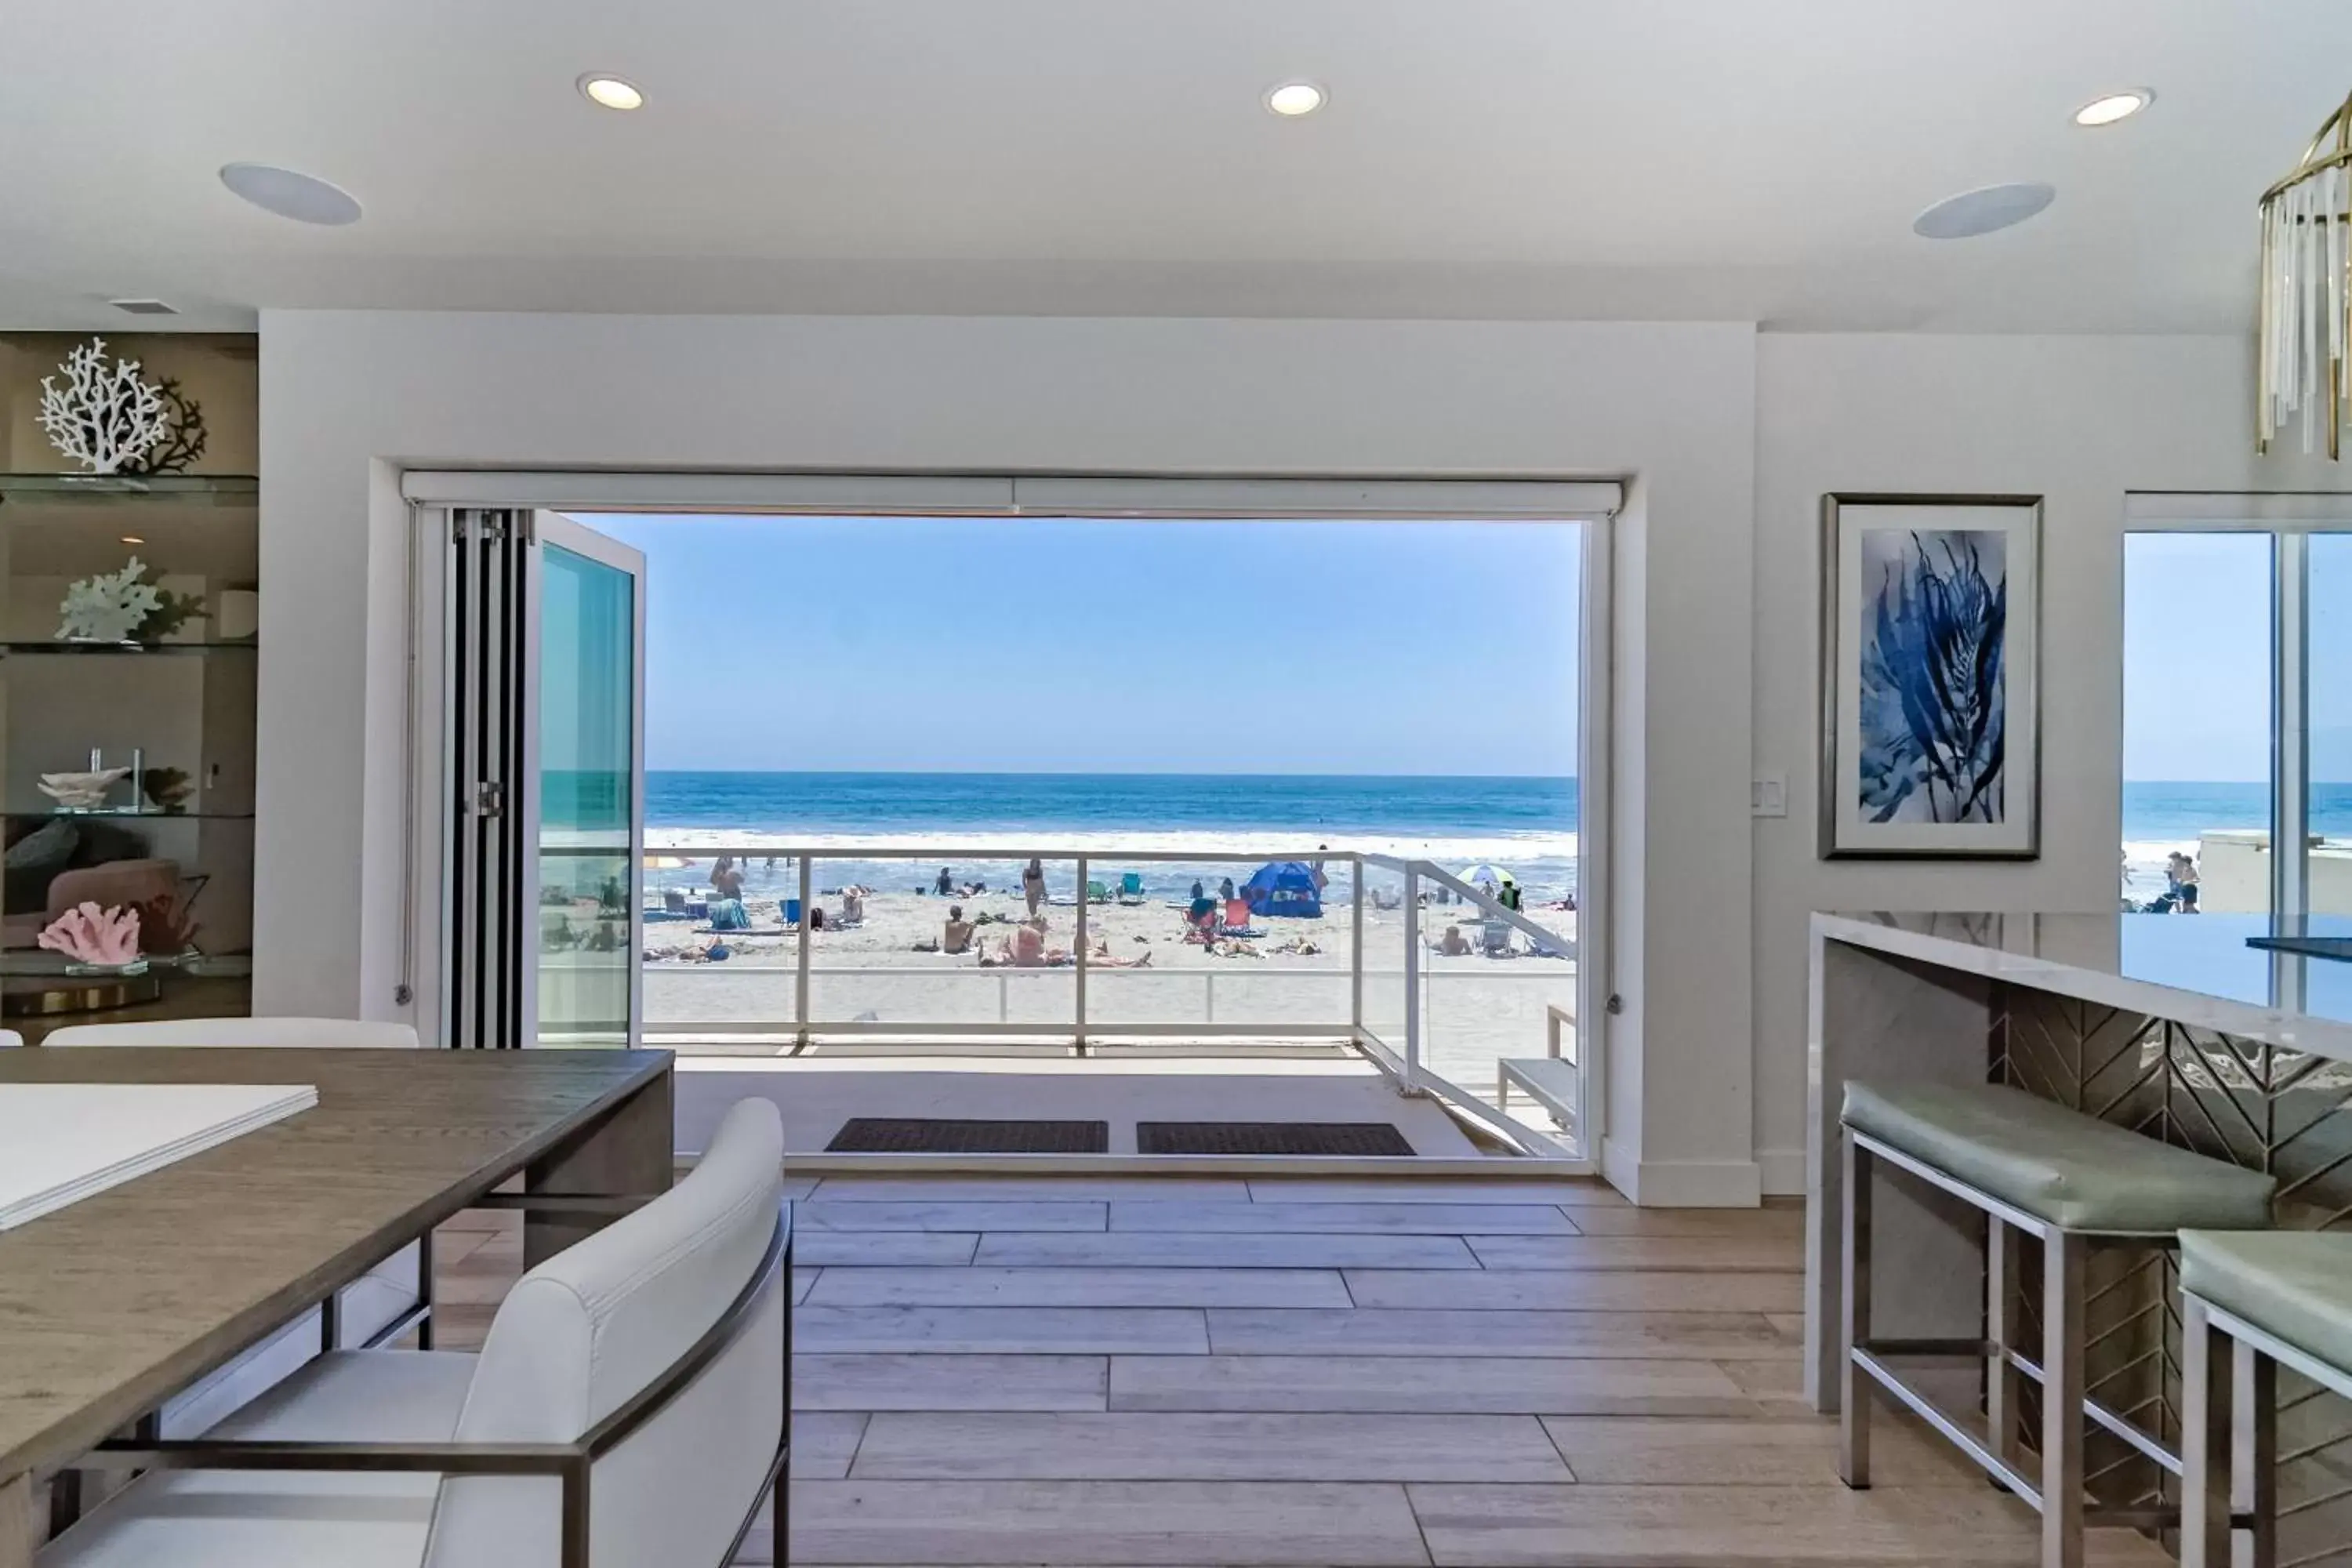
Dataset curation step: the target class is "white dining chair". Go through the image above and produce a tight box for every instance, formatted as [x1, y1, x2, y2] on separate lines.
[42, 1016, 430, 1434]
[0, 1028, 22, 1047]
[45, 1098, 791, 1568]
[42, 1017, 423, 1049]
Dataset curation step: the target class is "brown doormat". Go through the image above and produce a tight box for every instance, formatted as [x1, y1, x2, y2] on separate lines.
[826, 1118, 1111, 1154]
[1137, 1122, 1417, 1156]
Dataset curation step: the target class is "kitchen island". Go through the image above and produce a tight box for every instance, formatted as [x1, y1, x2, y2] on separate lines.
[1805, 911, 2352, 1413]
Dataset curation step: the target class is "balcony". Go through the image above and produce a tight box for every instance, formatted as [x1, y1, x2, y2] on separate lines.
[546, 845, 1591, 1162]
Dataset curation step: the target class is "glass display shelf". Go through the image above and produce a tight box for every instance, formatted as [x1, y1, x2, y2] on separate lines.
[0, 949, 251, 978]
[2, 809, 256, 822]
[0, 640, 256, 655]
[0, 474, 256, 505]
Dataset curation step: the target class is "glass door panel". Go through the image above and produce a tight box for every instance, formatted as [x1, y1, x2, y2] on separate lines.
[2310, 535, 2352, 916]
[532, 514, 644, 1045]
[2122, 534, 2275, 914]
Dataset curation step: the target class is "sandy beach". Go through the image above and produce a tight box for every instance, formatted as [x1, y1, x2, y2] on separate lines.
[631, 877, 1581, 1096]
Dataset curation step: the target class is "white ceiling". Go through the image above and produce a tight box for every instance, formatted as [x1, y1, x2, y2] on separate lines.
[2, 0, 2345, 332]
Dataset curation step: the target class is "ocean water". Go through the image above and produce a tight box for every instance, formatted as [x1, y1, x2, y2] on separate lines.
[641, 771, 1581, 899]
[620, 771, 2348, 905]
[2123, 781, 2352, 841]
[2121, 781, 2352, 899]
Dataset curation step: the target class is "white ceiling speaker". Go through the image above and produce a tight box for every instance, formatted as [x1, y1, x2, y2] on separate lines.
[1912, 182, 2056, 240]
[218, 163, 362, 226]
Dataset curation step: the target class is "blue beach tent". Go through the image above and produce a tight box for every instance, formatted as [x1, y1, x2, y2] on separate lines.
[1242, 861, 1323, 919]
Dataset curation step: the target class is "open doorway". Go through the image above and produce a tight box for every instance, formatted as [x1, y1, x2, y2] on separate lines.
[416, 479, 1612, 1165]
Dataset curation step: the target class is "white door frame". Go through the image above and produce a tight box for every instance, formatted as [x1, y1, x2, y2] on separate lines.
[401, 470, 1617, 1164]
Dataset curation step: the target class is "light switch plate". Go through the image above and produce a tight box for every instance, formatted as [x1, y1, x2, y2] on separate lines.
[1751, 773, 1788, 818]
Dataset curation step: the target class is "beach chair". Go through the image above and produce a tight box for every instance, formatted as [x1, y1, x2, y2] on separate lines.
[1480, 918, 1512, 956]
[1119, 872, 1146, 905]
[783, 898, 803, 927]
[1221, 898, 1261, 938]
[1087, 879, 1112, 903]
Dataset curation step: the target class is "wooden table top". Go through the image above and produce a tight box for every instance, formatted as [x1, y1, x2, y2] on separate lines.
[0, 1047, 671, 1483]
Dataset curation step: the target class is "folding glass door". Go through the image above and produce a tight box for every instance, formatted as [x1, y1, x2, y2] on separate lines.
[444, 510, 645, 1049]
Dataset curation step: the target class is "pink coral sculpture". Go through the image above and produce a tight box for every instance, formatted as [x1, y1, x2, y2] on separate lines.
[37, 902, 143, 967]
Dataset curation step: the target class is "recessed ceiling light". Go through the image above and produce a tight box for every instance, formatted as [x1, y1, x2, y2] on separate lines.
[579, 74, 644, 111]
[108, 298, 178, 316]
[2074, 89, 2153, 127]
[1265, 81, 1326, 117]
[1913, 182, 2057, 240]
[120, 536, 144, 546]
[218, 163, 362, 226]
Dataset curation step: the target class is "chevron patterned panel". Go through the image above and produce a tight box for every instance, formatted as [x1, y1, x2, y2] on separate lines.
[1996, 984, 2352, 1565]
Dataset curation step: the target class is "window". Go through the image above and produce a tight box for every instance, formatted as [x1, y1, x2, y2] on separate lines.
[2124, 502, 2352, 920]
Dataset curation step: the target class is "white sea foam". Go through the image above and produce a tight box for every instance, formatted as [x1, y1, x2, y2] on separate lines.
[644, 826, 1577, 865]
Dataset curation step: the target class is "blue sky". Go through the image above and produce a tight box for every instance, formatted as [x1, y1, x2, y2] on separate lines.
[2123, 532, 2351, 783]
[579, 514, 1584, 775]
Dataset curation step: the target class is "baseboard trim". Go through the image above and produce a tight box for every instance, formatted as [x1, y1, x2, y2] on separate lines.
[1600, 1135, 1640, 1201]
[1756, 1146, 1807, 1196]
[1610, 1156, 1764, 1208]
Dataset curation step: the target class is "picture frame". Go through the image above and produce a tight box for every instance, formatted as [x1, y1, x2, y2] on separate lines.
[1819, 492, 2042, 860]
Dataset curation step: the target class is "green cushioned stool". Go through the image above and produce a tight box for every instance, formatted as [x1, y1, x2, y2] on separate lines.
[2178, 1231, 2352, 1568]
[1839, 1080, 2277, 1568]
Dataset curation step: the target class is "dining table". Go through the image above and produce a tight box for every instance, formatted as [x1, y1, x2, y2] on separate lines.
[0, 1044, 675, 1568]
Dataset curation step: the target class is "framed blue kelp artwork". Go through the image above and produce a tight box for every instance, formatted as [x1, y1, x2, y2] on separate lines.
[1820, 494, 2041, 859]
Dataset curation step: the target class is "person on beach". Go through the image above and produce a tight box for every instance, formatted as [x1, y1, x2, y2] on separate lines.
[2145, 851, 2201, 913]
[942, 906, 975, 954]
[982, 918, 1072, 967]
[706, 855, 750, 931]
[841, 886, 866, 927]
[1191, 879, 1205, 900]
[1186, 889, 1219, 939]
[1218, 876, 1236, 901]
[1310, 847, 1329, 894]
[936, 866, 953, 896]
[1087, 936, 1152, 969]
[1022, 858, 1047, 915]
[1438, 924, 1472, 956]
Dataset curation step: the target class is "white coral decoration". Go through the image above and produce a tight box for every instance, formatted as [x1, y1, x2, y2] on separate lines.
[38, 337, 167, 474]
[56, 557, 165, 641]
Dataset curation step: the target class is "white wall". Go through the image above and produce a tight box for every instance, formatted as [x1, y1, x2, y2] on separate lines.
[255, 314, 2352, 1200]
[1750, 334, 2352, 1187]
[256, 312, 1759, 1202]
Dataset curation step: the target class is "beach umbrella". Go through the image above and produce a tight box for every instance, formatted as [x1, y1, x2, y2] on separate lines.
[1459, 863, 1511, 891]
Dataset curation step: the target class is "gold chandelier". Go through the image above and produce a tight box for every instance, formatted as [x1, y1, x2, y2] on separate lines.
[2261, 91, 2352, 456]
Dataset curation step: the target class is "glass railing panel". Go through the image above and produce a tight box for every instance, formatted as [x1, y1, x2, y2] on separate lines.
[1356, 861, 1411, 1071]
[803, 852, 1080, 1036]
[641, 850, 800, 1047]
[1421, 957, 1581, 1145]
[1409, 853, 1583, 1155]
[1083, 854, 1350, 1036]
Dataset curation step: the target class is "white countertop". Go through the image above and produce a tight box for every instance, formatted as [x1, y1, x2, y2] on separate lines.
[1813, 911, 2352, 1062]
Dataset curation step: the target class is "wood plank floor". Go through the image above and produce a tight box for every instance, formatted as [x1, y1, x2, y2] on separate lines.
[431, 1174, 2172, 1566]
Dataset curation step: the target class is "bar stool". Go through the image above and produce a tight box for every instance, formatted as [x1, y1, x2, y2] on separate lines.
[1840, 1080, 2276, 1568]
[2179, 1230, 2352, 1568]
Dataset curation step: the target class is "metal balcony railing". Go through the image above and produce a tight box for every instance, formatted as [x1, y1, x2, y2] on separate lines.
[595, 844, 1590, 1159]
